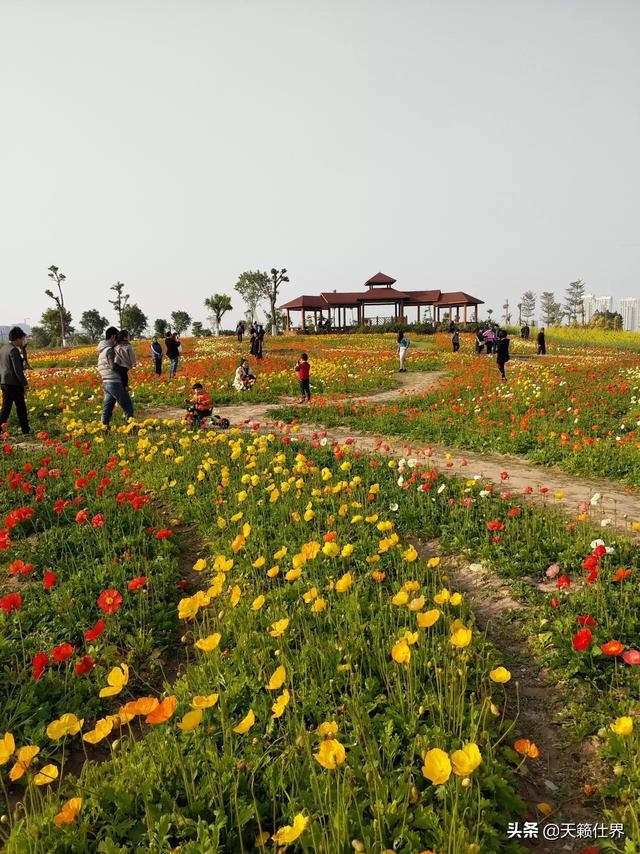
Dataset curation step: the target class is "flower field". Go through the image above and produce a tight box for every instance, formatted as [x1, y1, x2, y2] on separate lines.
[0, 332, 639, 852]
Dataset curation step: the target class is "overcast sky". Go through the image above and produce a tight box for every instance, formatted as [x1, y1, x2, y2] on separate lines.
[2, 0, 639, 330]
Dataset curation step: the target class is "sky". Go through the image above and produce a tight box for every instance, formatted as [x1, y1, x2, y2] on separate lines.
[2, 0, 640, 330]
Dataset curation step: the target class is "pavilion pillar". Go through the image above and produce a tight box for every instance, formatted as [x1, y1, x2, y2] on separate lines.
[464, 305, 467, 324]
[417, 305, 421, 323]
[302, 311, 306, 331]
[286, 310, 290, 331]
[474, 305, 478, 322]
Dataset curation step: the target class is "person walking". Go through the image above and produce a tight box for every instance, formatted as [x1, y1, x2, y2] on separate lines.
[0, 327, 31, 435]
[165, 332, 180, 378]
[496, 329, 510, 380]
[97, 327, 134, 427]
[150, 336, 163, 375]
[236, 320, 245, 343]
[397, 332, 410, 372]
[537, 328, 546, 355]
[114, 330, 137, 388]
[452, 329, 460, 352]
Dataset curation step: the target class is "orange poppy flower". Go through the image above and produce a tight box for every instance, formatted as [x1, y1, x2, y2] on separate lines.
[145, 695, 177, 724]
[514, 739, 539, 759]
[601, 640, 624, 657]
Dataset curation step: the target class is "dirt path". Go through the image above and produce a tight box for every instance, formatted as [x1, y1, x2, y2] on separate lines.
[146, 368, 640, 533]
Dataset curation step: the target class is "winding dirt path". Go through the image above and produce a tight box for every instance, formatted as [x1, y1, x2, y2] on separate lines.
[147, 369, 640, 534]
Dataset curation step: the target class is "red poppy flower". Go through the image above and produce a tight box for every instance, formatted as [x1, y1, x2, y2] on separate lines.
[522, 486, 533, 494]
[32, 651, 49, 680]
[556, 575, 571, 589]
[127, 576, 148, 591]
[593, 545, 607, 558]
[91, 513, 105, 529]
[84, 618, 106, 641]
[549, 598, 560, 608]
[585, 567, 599, 584]
[622, 649, 640, 666]
[51, 642, 75, 663]
[0, 592, 22, 613]
[75, 509, 90, 524]
[507, 507, 521, 517]
[8, 559, 34, 576]
[572, 628, 592, 652]
[612, 568, 632, 582]
[154, 529, 173, 540]
[576, 615, 597, 627]
[177, 579, 188, 590]
[486, 519, 505, 532]
[582, 555, 599, 571]
[500, 471, 509, 481]
[43, 570, 57, 590]
[491, 535, 501, 544]
[75, 655, 95, 676]
[97, 589, 123, 614]
[601, 640, 624, 657]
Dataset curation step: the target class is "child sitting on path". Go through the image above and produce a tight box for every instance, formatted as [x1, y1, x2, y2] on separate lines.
[295, 352, 311, 403]
[186, 382, 213, 421]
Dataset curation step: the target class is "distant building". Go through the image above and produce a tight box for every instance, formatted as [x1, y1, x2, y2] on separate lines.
[0, 324, 32, 343]
[620, 298, 640, 332]
[582, 294, 613, 323]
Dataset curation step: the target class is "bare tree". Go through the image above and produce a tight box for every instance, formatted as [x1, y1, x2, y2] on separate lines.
[45, 265, 68, 346]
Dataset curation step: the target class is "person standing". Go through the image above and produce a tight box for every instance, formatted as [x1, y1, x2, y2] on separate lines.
[0, 327, 31, 435]
[249, 325, 258, 357]
[483, 326, 496, 354]
[475, 328, 485, 355]
[537, 328, 546, 355]
[496, 329, 510, 380]
[256, 324, 265, 359]
[452, 328, 460, 352]
[150, 336, 163, 375]
[97, 327, 134, 427]
[165, 332, 180, 378]
[295, 352, 311, 403]
[236, 320, 245, 343]
[397, 332, 410, 372]
[114, 330, 137, 388]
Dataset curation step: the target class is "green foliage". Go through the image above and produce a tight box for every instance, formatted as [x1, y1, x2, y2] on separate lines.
[109, 282, 130, 328]
[234, 270, 269, 322]
[170, 311, 192, 336]
[204, 294, 232, 334]
[121, 304, 148, 338]
[153, 318, 169, 337]
[80, 310, 109, 342]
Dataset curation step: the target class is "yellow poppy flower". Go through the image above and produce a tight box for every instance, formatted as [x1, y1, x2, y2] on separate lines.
[271, 689, 290, 719]
[99, 663, 129, 698]
[313, 738, 346, 769]
[233, 709, 256, 734]
[489, 667, 511, 684]
[417, 608, 441, 629]
[34, 764, 59, 786]
[450, 743, 482, 776]
[274, 546, 288, 559]
[267, 565, 280, 578]
[285, 567, 302, 582]
[303, 587, 319, 603]
[269, 618, 290, 637]
[230, 585, 241, 607]
[391, 640, 411, 665]
[191, 694, 219, 709]
[252, 556, 265, 568]
[195, 633, 221, 652]
[450, 627, 473, 649]
[408, 596, 426, 612]
[83, 717, 114, 744]
[311, 598, 327, 613]
[0, 732, 15, 765]
[192, 558, 207, 572]
[433, 588, 450, 605]
[422, 748, 452, 785]
[251, 595, 265, 611]
[9, 745, 40, 781]
[341, 544, 354, 558]
[610, 716, 633, 736]
[272, 813, 309, 845]
[46, 713, 84, 740]
[402, 545, 418, 562]
[267, 665, 286, 690]
[54, 797, 83, 827]
[449, 592, 463, 606]
[335, 572, 353, 593]
[427, 557, 441, 568]
[317, 721, 338, 738]
[178, 709, 203, 732]
[322, 542, 340, 558]
[391, 590, 409, 606]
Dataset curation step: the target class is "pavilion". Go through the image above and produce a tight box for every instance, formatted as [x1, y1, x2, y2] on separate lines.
[279, 272, 484, 330]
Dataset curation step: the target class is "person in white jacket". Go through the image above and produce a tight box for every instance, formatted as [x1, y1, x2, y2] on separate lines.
[114, 330, 137, 388]
[233, 359, 256, 392]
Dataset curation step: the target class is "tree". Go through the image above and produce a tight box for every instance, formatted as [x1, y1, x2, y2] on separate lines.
[45, 265, 68, 346]
[590, 310, 623, 330]
[121, 304, 148, 338]
[154, 318, 169, 337]
[520, 290, 536, 325]
[263, 268, 290, 335]
[39, 306, 74, 347]
[539, 292, 564, 327]
[171, 311, 192, 336]
[191, 321, 206, 337]
[204, 294, 232, 335]
[564, 279, 586, 325]
[80, 309, 109, 342]
[109, 282, 130, 328]
[235, 270, 269, 323]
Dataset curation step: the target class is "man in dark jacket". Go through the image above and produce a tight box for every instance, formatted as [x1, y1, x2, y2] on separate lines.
[0, 327, 31, 435]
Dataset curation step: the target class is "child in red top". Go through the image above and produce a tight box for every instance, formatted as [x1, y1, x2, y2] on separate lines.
[186, 382, 212, 421]
[295, 353, 311, 403]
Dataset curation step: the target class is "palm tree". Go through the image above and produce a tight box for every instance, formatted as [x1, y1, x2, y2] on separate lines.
[204, 294, 233, 336]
